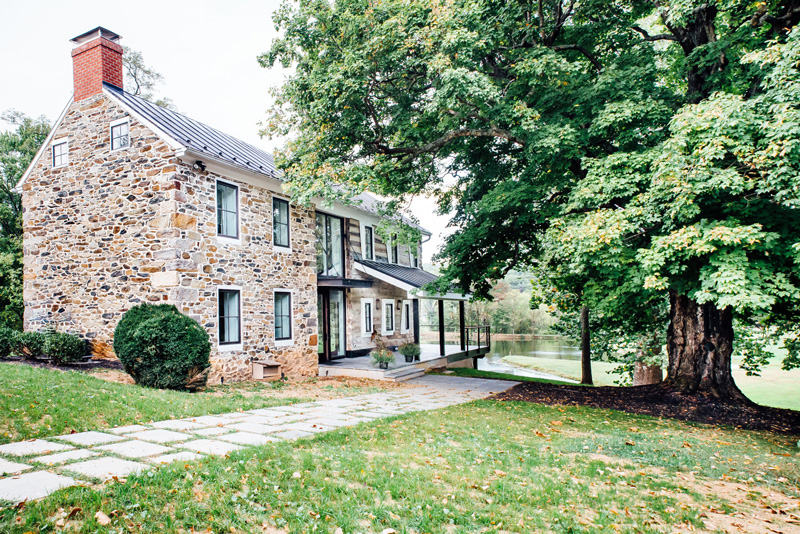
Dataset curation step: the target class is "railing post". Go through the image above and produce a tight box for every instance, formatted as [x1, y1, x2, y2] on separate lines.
[438, 299, 445, 357]
[459, 300, 466, 352]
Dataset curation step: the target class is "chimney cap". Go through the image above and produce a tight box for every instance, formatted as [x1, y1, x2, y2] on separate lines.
[70, 26, 121, 46]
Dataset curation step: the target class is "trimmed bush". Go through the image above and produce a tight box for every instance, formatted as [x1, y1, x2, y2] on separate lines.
[0, 327, 19, 359]
[16, 331, 48, 360]
[114, 304, 211, 391]
[44, 332, 86, 365]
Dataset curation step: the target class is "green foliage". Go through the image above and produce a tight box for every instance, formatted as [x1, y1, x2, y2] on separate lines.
[16, 331, 47, 360]
[370, 348, 395, 365]
[114, 304, 211, 391]
[122, 46, 176, 110]
[264, 0, 800, 376]
[43, 332, 86, 365]
[398, 342, 421, 358]
[0, 326, 18, 359]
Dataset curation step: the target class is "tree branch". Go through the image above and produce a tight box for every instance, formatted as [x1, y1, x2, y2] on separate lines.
[631, 25, 677, 41]
[373, 127, 525, 158]
[552, 44, 603, 71]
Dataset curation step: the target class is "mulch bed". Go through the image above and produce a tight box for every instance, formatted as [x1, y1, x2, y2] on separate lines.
[492, 382, 800, 436]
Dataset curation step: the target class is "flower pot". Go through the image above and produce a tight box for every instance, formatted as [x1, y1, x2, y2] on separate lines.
[379, 362, 389, 370]
[414, 355, 420, 361]
[404, 355, 414, 363]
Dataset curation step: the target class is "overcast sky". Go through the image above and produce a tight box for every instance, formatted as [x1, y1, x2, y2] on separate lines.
[0, 0, 452, 263]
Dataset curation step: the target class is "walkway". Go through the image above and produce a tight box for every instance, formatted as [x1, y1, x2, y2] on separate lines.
[0, 375, 517, 503]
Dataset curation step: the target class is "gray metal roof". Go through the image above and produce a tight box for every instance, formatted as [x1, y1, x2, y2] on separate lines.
[104, 82, 279, 178]
[355, 258, 439, 288]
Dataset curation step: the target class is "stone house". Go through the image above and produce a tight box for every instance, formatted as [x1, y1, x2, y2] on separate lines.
[17, 27, 453, 383]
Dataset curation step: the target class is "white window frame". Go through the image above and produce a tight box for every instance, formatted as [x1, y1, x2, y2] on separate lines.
[110, 118, 131, 152]
[217, 284, 243, 351]
[273, 288, 294, 347]
[361, 298, 374, 337]
[272, 195, 292, 253]
[52, 138, 68, 168]
[360, 222, 375, 261]
[382, 298, 395, 335]
[215, 177, 242, 246]
[401, 299, 412, 334]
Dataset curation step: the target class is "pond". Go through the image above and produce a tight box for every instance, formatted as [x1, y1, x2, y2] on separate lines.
[476, 337, 581, 379]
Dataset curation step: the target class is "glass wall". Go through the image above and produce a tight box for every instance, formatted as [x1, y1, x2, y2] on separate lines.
[316, 212, 343, 277]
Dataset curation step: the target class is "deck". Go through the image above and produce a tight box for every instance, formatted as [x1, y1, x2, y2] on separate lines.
[318, 343, 490, 382]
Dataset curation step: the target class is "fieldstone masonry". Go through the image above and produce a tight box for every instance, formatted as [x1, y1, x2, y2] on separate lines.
[22, 92, 318, 382]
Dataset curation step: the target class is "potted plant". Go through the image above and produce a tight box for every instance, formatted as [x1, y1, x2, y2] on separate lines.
[398, 342, 421, 363]
[371, 348, 395, 369]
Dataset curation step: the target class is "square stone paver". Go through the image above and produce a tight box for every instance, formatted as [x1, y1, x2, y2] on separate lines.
[0, 471, 75, 502]
[272, 429, 314, 440]
[216, 432, 279, 446]
[109, 425, 150, 434]
[55, 431, 125, 446]
[237, 415, 279, 425]
[127, 429, 191, 444]
[0, 439, 73, 457]
[96, 441, 173, 459]
[32, 449, 99, 465]
[0, 458, 31, 475]
[216, 412, 251, 420]
[270, 413, 313, 423]
[185, 415, 230, 426]
[179, 440, 242, 456]
[285, 422, 337, 433]
[149, 451, 203, 464]
[193, 427, 232, 436]
[66, 457, 149, 480]
[151, 420, 207, 431]
[225, 422, 282, 434]
[247, 408, 292, 417]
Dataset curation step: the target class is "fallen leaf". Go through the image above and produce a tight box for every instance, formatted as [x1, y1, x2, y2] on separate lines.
[95, 511, 111, 526]
[625, 441, 635, 446]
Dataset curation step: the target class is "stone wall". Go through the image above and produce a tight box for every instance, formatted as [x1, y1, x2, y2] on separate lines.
[22, 92, 318, 382]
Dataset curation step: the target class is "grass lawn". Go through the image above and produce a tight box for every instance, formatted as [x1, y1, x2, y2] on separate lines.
[503, 355, 800, 411]
[0, 363, 391, 444]
[443, 367, 577, 386]
[2, 399, 798, 533]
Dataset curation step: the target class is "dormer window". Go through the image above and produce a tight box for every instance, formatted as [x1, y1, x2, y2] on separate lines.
[52, 139, 68, 168]
[110, 119, 130, 150]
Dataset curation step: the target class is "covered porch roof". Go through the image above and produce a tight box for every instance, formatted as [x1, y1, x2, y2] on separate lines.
[353, 258, 470, 301]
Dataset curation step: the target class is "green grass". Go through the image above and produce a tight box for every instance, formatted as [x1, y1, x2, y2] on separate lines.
[2, 400, 798, 533]
[0, 363, 314, 444]
[442, 367, 577, 386]
[503, 355, 800, 410]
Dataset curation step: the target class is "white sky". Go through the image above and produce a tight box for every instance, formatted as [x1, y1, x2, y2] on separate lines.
[0, 0, 452, 263]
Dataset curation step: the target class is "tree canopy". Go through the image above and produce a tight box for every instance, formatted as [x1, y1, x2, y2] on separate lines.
[263, 0, 800, 398]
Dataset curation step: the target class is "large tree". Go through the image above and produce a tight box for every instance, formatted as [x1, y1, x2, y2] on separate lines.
[263, 0, 800, 402]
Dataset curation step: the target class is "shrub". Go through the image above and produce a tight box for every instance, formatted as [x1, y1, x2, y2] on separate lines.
[16, 331, 48, 360]
[0, 327, 19, 359]
[44, 332, 86, 365]
[114, 304, 211, 391]
[370, 348, 395, 365]
[398, 342, 421, 358]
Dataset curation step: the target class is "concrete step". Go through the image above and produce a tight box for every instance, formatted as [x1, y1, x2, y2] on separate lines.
[384, 366, 426, 382]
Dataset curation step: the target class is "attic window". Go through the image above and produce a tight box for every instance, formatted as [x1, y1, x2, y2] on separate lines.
[52, 139, 68, 168]
[110, 119, 130, 151]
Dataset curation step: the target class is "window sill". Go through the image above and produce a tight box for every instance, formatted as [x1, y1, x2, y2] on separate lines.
[218, 343, 243, 352]
[275, 339, 294, 347]
[272, 245, 292, 254]
[217, 236, 242, 247]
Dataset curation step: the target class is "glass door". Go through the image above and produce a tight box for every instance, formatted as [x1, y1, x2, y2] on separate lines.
[318, 288, 347, 362]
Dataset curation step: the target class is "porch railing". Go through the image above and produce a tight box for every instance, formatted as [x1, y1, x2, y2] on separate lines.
[465, 325, 491, 356]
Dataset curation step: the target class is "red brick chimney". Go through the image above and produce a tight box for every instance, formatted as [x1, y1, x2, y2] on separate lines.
[70, 27, 123, 101]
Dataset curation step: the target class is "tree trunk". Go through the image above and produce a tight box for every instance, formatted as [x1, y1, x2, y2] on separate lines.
[664, 292, 749, 402]
[580, 305, 593, 386]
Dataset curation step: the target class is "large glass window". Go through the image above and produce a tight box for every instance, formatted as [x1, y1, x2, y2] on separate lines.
[316, 212, 343, 277]
[217, 181, 239, 239]
[218, 289, 241, 345]
[273, 197, 290, 248]
[361, 298, 373, 336]
[275, 291, 292, 341]
[382, 299, 394, 334]
[52, 141, 68, 168]
[364, 226, 374, 260]
[111, 121, 130, 150]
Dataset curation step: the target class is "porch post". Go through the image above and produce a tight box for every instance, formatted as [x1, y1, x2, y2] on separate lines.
[412, 298, 420, 345]
[438, 299, 445, 357]
[459, 300, 466, 352]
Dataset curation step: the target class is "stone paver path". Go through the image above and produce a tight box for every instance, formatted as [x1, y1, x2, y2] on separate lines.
[0, 375, 515, 503]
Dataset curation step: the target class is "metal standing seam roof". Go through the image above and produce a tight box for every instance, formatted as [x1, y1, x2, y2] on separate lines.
[104, 82, 430, 234]
[355, 258, 439, 288]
